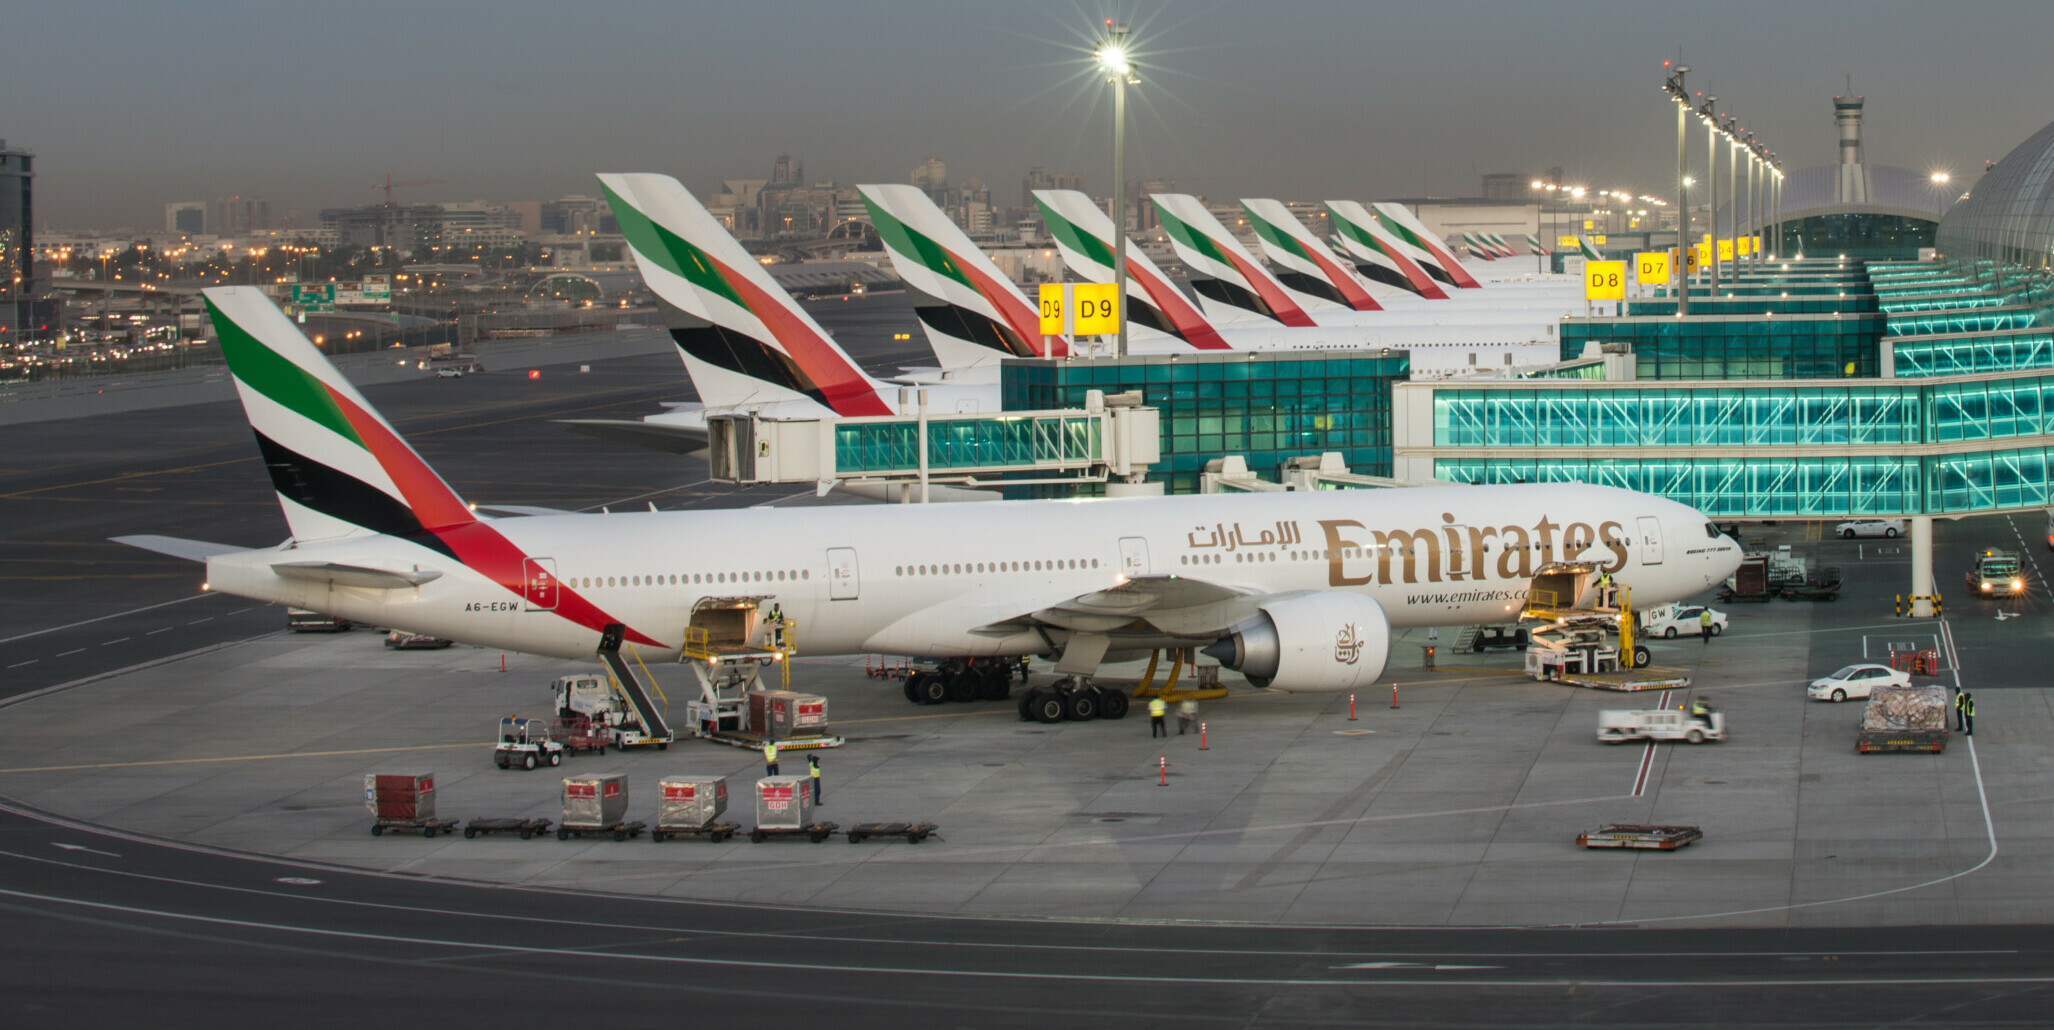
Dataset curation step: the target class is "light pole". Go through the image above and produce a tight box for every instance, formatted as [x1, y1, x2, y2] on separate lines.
[1703, 96, 1719, 294]
[1096, 22, 1137, 359]
[1930, 171, 1951, 235]
[1669, 63, 1690, 314]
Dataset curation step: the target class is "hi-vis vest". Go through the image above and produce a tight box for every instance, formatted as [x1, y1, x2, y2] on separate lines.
[764, 742, 778, 762]
[1148, 698, 1167, 717]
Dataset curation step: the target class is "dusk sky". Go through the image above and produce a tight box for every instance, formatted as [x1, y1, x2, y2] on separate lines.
[11, 0, 2054, 230]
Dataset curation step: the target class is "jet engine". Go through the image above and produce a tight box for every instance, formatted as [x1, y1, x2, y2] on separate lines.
[1201, 593, 1391, 691]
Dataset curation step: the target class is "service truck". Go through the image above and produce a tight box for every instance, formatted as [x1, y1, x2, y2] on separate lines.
[1967, 548, 2024, 597]
[1597, 707, 1726, 744]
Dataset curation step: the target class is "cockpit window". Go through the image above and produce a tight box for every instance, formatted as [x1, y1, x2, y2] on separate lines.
[1705, 522, 1725, 539]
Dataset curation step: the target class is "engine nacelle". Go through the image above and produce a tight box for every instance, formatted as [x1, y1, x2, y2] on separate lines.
[1202, 593, 1391, 691]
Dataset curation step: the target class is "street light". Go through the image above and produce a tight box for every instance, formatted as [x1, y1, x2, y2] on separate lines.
[1930, 171, 1952, 226]
[1095, 21, 1138, 358]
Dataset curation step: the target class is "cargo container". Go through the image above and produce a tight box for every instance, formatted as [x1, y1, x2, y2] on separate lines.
[1857, 685, 1950, 753]
[364, 772, 434, 823]
[754, 775, 815, 830]
[562, 772, 630, 827]
[657, 776, 729, 829]
[747, 691, 829, 739]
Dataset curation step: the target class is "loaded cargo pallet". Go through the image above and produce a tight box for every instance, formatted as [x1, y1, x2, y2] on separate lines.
[1577, 824, 1703, 850]
[1857, 730, 1949, 753]
[650, 821, 741, 843]
[1551, 667, 1692, 692]
[847, 822, 940, 844]
[370, 818, 459, 838]
[463, 818, 553, 839]
[700, 730, 844, 751]
[749, 821, 839, 844]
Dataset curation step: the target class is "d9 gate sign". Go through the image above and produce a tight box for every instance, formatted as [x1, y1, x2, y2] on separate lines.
[1634, 252, 1670, 285]
[1584, 261, 1627, 300]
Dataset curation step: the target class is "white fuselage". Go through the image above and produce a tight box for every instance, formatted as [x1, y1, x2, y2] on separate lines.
[206, 485, 1741, 663]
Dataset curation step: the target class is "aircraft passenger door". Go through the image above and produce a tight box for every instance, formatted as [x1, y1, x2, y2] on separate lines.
[1118, 537, 1150, 577]
[523, 558, 559, 612]
[1636, 516, 1665, 566]
[1443, 525, 1471, 580]
[826, 547, 859, 600]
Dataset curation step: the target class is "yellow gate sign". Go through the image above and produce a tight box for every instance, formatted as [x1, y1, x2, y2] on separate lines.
[1717, 238, 1735, 261]
[1635, 252, 1670, 285]
[1038, 284, 1067, 336]
[1584, 261, 1627, 300]
[1556, 235, 1580, 249]
[1684, 246, 1700, 272]
[1695, 241, 1712, 266]
[1590, 235, 1608, 246]
[1072, 282, 1120, 335]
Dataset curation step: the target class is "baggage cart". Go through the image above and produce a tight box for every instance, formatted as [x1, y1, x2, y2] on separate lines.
[463, 817, 553, 840]
[365, 771, 444, 834]
[1576, 824, 1703, 850]
[370, 817, 458, 837]
[846, 822, 940, 844]
[555, 820, 647, 841]
[1856, 685, 1950, 753]
[1780, 567, 1844, 601]
[554, 715, 609, 755]
[651, 821, 741, 843]
[749, 821, 839, 844]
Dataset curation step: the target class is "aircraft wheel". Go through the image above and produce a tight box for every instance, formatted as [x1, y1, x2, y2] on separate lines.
[1031, 693, 1064, 723]
[1063, 690, 1098, 721]
[903, 676, 921, 704]
[1017, 688, 1043, 721]
[946, 671, 979, 703]
[1097, 688, 1129, 720]
[915, 675, 948, 705]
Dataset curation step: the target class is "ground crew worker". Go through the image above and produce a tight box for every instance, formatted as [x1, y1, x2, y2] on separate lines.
[1955, 688, 1967, 731]
[1148, 696, 1167, 738]
[1689, 697, 1713, 727]
[1597, 572, 1615, 608]
[766, 603, 785, 648]
[808, 754, 822, 806]
[762, 740, 779, 776]
[1963, 692, 1975, 737]
[1699, 608, 1713, 645]
[1176, 697, 1199, 736]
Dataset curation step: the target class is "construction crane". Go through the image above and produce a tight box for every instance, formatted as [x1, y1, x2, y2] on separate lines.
[371, 173, 446, 206]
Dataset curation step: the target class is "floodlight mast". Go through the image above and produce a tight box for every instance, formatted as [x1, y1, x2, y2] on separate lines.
[1095, 22, 1137, 358]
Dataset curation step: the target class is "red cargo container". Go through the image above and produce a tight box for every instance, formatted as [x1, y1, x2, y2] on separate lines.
[364, 772, 435, 822]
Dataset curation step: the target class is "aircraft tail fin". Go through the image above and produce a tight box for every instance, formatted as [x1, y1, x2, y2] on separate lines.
[1240, 199, 1383, 312]
[1149, 193, 1320, 325]
[859, 183, 1067, 368]
[1370, 202, 1483, 289]
[1325, 201, 1449, 300]
[1032, 189, 1233, 349]
[599, 173, 892, 416]
[202, 287, 476, 543]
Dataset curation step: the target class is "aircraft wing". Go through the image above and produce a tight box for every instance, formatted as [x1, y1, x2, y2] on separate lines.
[862, 575, 1283, 658]
[557, 418, 709, 454]
[112, 534, 250, 562]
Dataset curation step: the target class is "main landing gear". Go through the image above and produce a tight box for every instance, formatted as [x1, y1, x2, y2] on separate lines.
[1016, 676, 1129, 724]
[902, 657, 1019, 706]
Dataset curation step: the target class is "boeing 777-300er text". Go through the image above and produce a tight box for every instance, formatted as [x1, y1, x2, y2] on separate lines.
[118, 286, 1742, 696]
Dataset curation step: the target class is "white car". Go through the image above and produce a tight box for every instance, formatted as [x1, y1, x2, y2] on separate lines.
[1644, 604, 1727, 639]
[1807, 663, 1912, 702]
[1836, 518, 1906, 539]
[435, 367, 463, 378]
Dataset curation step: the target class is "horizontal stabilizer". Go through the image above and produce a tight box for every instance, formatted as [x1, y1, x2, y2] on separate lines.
[270, 560, 444, 589]
[112, 534, 249, 563]
[558, 419, 710, 454]
[472, 504, 575, 517]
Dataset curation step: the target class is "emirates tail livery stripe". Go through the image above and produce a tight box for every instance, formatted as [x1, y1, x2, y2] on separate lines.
[203, 288, 660, 647]
[1149, 194, 1317, 327]
[1325, 201, 1449, 300]
[601, 174, 892, 417]
[1371, 202, 1482, 289]
[1527, 234, 1550, 256]
[859, 184, 1066, 358]
[1240, 199, 1382, 312]
[1033, 190, 1232, 350]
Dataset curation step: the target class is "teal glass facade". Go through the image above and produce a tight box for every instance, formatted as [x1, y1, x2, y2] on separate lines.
[1003, 350, 1408, 494]
[1557, 315, 1885, 379]
[834, 416, 1102, 474]
[1891, 330, 2054, 377]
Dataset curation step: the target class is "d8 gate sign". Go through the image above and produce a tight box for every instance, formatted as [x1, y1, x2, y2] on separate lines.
[1634, 252, 1670, 285]
[1584, 261, 1627, 300]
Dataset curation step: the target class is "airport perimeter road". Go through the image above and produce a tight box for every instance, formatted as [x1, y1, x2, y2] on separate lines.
[2, 800, 2051, 1028]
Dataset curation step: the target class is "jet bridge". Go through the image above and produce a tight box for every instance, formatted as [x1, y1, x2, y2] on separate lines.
[706, 389, 1161, 500]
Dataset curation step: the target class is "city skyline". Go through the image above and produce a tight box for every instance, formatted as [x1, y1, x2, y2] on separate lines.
[11, 0, 2054, 230]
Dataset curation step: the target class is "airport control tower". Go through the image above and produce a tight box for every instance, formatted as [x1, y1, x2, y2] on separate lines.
[1834, 91, 1870, 205]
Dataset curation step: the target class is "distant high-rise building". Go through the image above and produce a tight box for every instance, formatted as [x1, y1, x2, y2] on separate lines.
[1, 139, 33, 343]
[771, 153, 802, 187]
[1480, 173, 1527, 200]
[166, 201, 206, 234]
[211, 195, 269, 234]
[912, 157, 948, 195]
[1021, 166, 1084, 208]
